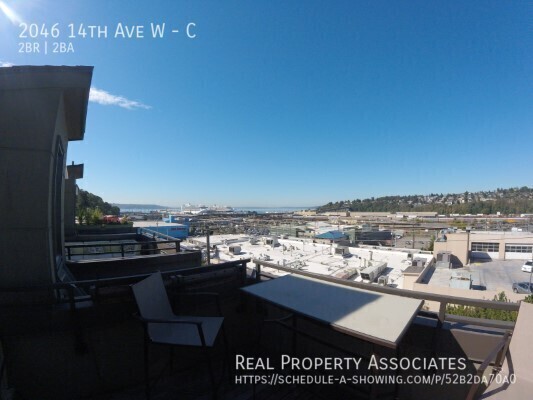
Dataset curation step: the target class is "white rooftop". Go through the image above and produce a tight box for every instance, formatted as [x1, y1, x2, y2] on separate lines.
[185, 234, 434, 289]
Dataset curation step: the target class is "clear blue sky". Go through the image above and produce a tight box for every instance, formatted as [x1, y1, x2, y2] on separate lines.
[1, 0, 531, 207]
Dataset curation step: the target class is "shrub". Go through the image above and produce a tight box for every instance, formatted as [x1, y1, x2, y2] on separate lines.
[446, 291, 518, 322]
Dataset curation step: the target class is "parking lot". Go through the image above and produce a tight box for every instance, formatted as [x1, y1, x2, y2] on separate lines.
[426, 259, 532, 294]
[467, 260, 531, 292]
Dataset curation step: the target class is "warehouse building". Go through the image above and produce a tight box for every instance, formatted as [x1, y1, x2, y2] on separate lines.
[433, 231, 533, 266]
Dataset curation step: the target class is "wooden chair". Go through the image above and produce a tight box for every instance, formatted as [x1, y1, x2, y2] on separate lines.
[131, 272, 225, 399]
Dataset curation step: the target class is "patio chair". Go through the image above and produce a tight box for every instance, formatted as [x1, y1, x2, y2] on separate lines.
[467, 301, 533, 399]
[131, 272, 225, 400]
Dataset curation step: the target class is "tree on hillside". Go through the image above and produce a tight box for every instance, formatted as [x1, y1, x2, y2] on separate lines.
[76, 189, 120, 217]
[316, 187, 533, 214]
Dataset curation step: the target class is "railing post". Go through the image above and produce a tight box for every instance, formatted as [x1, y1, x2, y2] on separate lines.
[121, 243, 125, 258]
[241, 261, 247, 286]
[67, 246, 71, 261]
[494, 331, 511, 369]
[93, 284, 99, 304]
[255, 262, 261, 282]
[431, 301, 448, 356]
[206, 228, 211, 265]
[437, 301, 447, 329]
[67, 285, 76, 312]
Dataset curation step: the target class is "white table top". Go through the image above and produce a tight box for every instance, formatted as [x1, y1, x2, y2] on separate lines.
[242, 274, 423, 348]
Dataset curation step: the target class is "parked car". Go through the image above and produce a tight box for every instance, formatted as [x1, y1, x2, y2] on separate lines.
[521, 260, 533, 273]
[512, 282, 533, 294]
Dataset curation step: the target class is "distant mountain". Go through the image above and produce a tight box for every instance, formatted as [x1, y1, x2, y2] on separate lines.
[112, 203, 169, 210]
[317, 187, 533, 215]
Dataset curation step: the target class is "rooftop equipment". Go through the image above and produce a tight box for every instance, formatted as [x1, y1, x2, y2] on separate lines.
[334, 247, 350, 256]
[228, 245, 241, 255]
[437, 251, 451, 263]
[378, 275, 388, 286]
[360, 262, 387, 282]
[263, 236, 279, 247]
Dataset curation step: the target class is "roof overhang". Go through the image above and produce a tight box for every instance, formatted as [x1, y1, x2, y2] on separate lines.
[0, 65, 93, 141]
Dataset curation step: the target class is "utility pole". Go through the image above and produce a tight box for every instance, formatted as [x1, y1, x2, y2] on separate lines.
[466, 227, 471, 265]
[529, 266, 532, 291]
[206, 225, 210, 265]
[412, 224, 415, 250]
[529, 246, 533, 290]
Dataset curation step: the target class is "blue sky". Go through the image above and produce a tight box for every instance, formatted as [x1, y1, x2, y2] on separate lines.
[1, 1, 531, 207]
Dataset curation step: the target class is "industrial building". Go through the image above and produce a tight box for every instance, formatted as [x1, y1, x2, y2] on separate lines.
[434, 231, 533, 266]
[132, 220, 189, 239]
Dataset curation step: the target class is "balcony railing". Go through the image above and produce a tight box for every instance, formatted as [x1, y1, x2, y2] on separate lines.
[64, 239, 181, 260]
[0, 259, 249, 310]
[252, 259, 519, 330]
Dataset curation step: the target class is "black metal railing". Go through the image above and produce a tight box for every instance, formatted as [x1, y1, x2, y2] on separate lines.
[0, 259, 250, 312]
[64, 239, 181, 260]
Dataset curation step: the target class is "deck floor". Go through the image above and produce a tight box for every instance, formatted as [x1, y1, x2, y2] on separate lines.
[86, 355, 334, 400]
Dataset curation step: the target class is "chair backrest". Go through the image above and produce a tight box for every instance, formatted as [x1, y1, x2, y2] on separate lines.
[508, 301, 533, 382]
[131, 272, 174, 320]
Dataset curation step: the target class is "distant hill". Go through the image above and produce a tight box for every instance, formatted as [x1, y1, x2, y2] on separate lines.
[317, 187, 533, 215]
[78, 190, 120, 215]
[112, 203, 169, 210]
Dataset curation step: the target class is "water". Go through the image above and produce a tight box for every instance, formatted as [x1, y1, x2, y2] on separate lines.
[233, 207, 316, 214]
[120, 206, 316, 214]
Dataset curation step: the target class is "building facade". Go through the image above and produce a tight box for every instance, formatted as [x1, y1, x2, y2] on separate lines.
[434, 231, 533, 265]
[0, 66, 93, 287]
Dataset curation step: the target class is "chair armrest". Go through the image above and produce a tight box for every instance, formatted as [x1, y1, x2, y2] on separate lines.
[133, 313, 203, 326]
[264, 313, 294, 324]
[132, 313, 208, 346]
[177, 292, 219, 298]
